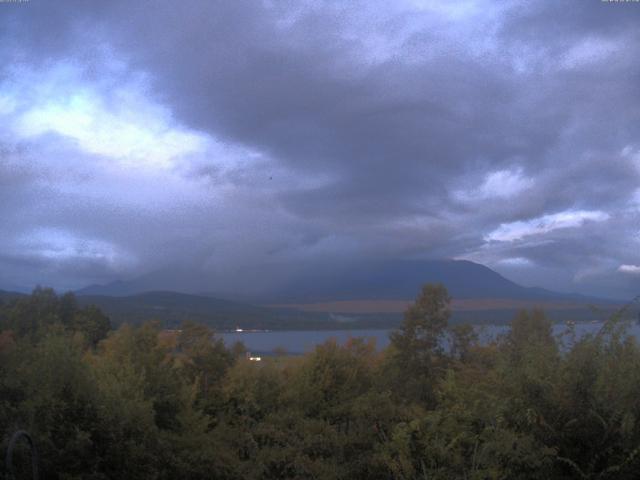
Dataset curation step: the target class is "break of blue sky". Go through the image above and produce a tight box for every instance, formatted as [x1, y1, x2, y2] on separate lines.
[0, 0, 638, 299]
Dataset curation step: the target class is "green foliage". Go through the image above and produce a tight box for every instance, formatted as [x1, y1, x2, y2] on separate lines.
[2, 287, 640, 479]
[0, 287, 111, 346]
[449, 323, 479, 362]
[387, 283, 451, 405]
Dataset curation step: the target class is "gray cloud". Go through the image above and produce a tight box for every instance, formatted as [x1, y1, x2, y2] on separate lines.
[0, 0, 639, 298]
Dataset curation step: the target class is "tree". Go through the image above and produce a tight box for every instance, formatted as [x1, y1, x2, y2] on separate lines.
[176, 321, 234, 414]
[449, 323, 479, 362]
[72, 305, 111, 347]
[2, 287, 61, 339]
[501, 308, 556, 363]
[387, 283, 451, 405]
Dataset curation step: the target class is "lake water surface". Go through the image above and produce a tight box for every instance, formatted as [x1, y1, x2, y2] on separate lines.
[221, 321, 640, 355]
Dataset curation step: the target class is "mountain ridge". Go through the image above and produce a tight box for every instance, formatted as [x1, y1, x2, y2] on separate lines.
[75, 259, 617, 304]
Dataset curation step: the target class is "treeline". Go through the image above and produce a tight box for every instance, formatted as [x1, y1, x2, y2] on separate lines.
[1, 286, 640, 479]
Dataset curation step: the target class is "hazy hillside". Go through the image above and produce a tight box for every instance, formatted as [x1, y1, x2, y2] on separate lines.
[268, 259, 612, 303]
[68, 260, 624, 330]
[77, 259, 612, 304]
[5, 258, 622, 331]
[76, 270, 211, 296]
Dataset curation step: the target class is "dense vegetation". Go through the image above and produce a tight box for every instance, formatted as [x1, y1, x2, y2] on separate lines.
[1, 286, 640, 479]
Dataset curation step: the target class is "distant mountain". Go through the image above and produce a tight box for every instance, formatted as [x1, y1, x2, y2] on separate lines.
[76, 271, 186, 297]
[76, 267, 246, 298]
[0, 283, 32, 294]
[76, 259, 615, 305]
[77, 281, 138, 296]
[268, 259, 612, 303]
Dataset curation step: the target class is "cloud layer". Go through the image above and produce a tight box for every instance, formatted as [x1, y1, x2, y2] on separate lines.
[0, 0, 638, 298]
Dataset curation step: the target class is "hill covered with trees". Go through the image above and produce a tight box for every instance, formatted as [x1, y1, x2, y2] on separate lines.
[1, 286, 640, 479]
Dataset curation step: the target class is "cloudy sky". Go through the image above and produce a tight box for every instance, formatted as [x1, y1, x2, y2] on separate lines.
[0, 0, 639, 299]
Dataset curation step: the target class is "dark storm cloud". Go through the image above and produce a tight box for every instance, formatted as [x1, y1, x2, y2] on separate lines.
[97, 1, 639, 216]
[0, 0, 639, 297]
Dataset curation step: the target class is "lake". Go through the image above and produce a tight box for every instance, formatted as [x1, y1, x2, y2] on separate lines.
[220, 321, 640, 355]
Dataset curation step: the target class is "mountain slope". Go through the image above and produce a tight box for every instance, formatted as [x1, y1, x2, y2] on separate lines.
[269, 259, 608, 303]
[76, 259, 615, 304]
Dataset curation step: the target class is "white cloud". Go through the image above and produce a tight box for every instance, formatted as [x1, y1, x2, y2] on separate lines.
[0, 94, 17, 115]
[16, 228, 136, 271]
[455, 167, 533, 201]
[496, 256, 532, 267]
[479, 168, 533, 198]
[16, 90, 207, 170]
[3, 62, 208, 170]
[618, 264, 640, 275]
[485, 209, 610, 242]
[406, 0, 481, 20]
[560, 36, 619, 70]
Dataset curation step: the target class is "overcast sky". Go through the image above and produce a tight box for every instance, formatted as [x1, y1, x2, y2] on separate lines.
[0, 0, 639, 299]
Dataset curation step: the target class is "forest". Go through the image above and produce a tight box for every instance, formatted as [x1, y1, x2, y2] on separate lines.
[2, 286, 640, 479]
